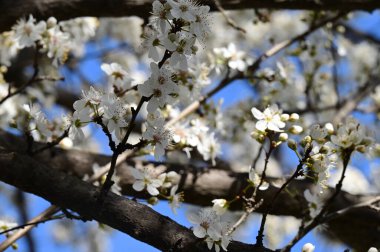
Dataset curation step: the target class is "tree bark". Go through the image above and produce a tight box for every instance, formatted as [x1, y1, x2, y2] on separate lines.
[0, 0, 380, 33]
[0, 149, 278, 252]
[0, 130, 379, 250]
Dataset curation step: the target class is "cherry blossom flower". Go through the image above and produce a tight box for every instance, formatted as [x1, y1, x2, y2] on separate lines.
[330, 117, 371, 151]
[151, 0, 172, 33]
[212, 199, 227, 215]
[138, 63, 179, 112]
[197, 132, 221, 166]
[101, 62, 133, 90]
[188, 209, 220, 239]
[168, 185, 184, 214]
[101, 99, 128, 140]
[44, 26, 70, 66]
[65, 107, 92, 143]
[0, 219, 17, 232]
[167, 0, 197, 22]
[251, 104, 285, 132]
[13, 15, 46, 48]
[74, 87, 103, 112]
[129, 167, 164, 196]
[309, 124, 328, 143]
[249, 168, 270, 191]
[143, 118, 173, 160]
[304, 189, 324, 219]
[190, 5, 211, 40]
[205, 222, 231, 252]
[214, 43, 250, 72]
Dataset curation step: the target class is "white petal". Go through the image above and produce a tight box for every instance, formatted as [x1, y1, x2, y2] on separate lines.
[193, 226, 206, 238]
[256, 120, 267, 131]
[251, 108, 264, 120]
[147, 185, 159, 196]
[132, 181, 145, 192]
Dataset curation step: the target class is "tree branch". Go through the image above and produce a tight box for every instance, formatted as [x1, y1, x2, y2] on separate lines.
[0, 0, 379, 33]
[0, 130, 379, 250]
[0, 149, 276, 252]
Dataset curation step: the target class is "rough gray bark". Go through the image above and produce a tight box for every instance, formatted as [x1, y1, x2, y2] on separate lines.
[0, 130, 379, 250]
[0, 0, 380, 33]
[0, 149, 277, 252]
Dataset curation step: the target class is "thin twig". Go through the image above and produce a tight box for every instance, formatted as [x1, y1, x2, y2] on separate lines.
[166, 12, 347, 128]
[0, 214, 63, 236]
[281, 149, 353, 251]
[255, 145, 312, 246]
[31, 130, 69, 154]
[0, 46, 40, 106]
[213, 0, 246, 34]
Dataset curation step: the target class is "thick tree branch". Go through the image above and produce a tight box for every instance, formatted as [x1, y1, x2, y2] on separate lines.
[0, 149, 276, 252]
[0, 130, 379, 250]
[0, 0, 380, 33]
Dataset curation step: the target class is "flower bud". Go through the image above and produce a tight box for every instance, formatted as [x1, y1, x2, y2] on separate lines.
[287, 139, 297, 150]
[281, 113, 289, 121]
[289, 125, 303, 135]
[279, 133, 288, 141]
[356, 145, 367, 153]
[251, 130, 265, 143]
[324, 123, 334, 134]
[212, 199, 228, 215]
[302, 243, 315, 252]
[148, 197, 159, 206]
[301, 136, 312, 147]
[47, 17, 57, 28]
[289, 113, 300, 121]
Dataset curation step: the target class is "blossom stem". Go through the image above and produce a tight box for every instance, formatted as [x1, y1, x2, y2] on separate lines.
[281, 149, 353, 251]
[255, 144, 312, 246]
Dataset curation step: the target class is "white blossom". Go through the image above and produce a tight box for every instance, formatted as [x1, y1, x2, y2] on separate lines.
[13, 15, 46, 48]
[168, 185, 184, 214]
[197, 132, 221, 166]
[167, 0, 197, 22]
[188, 209, 220, 239]
[138, 63, 179, 112]
[212, 199, 227, 215]
[101, 62, 133, 91]
[302, 243, 315, 252]
[129, 167, 164, 196]
[251, 104, 285, 132]
[143, 118, 173, 160]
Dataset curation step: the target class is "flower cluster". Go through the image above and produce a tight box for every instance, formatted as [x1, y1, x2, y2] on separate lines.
[331, 117, 373, 152]
[135, 0, 212, 160]
[67, 86, 131, 143]
[146, 0, 210, 65]
[212, 43, 253, 74]
[251, 104, 303, 145]
[129, 164, 183, 213]
[173, 118, 222, 166]
[10, 15, 97, 66]
[188, 209, 231, 252]
[101, 62, 134, 94]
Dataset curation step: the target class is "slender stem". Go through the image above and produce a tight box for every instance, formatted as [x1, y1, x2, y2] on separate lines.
[0, 45, 40, 105]
[0, 214, 63, 236]
[31, 130, 69, 154]
[226, 144, 264, 235]
[255, 145, 312, 246]
[281, 149, 353, 251]
[166, 12, 347, 128]
[0, 206, 60, 251]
